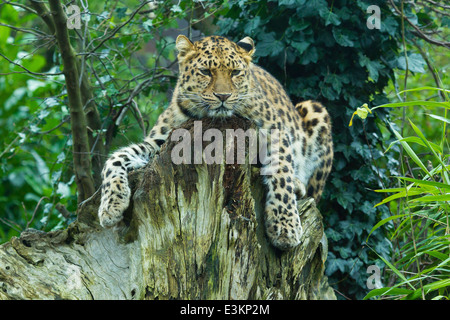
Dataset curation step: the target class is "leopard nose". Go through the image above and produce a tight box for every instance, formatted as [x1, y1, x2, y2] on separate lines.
[213, 92, 232, 102]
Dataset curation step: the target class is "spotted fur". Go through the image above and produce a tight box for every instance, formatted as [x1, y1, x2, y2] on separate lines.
[98, 35, 333, 250]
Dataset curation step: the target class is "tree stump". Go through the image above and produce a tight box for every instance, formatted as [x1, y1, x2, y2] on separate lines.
[0, 118, 336, 300]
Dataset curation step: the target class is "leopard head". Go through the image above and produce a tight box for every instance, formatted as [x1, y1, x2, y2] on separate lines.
[175, 35, 255, 118]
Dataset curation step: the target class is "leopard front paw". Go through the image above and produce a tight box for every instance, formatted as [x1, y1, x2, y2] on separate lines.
[265, 209, 303, 250]
[293, 178, 306, 199]
[98, 185, 130, 228]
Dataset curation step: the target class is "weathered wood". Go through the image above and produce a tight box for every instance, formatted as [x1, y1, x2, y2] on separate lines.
[0, 118, 335, 300]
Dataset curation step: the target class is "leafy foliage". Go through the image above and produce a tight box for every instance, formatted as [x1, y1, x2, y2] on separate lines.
[0, 0, 188, 241]
[361, 90, 449, 300]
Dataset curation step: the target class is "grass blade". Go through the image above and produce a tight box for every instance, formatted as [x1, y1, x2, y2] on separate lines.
[389, 123, 431, 177]
[372, 100, 450, 110]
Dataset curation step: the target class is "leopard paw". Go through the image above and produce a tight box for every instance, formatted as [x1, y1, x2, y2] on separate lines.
[293, 177, 306, 199]
[98, 184, 130, 228]
[265, 209, 303, 250]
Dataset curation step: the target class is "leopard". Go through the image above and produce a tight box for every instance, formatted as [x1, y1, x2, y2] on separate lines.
[98, 35, 333, 250]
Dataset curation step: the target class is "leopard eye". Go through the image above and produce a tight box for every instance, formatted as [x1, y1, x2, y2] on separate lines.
[231, 69, 242, 76]
[199, 68, 212, 76]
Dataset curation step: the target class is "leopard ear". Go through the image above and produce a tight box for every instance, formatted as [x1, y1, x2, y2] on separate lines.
[237, 36, 255, 56]
[176, 35, 195, 59]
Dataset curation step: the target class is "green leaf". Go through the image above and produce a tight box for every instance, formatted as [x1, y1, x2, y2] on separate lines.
[256, 32, 283, 57]
[288, 17, 311, 31]
[372, 100, 450, 110]
[411, 194, 450, 203]
[291, 41, 310, 54]
[374, 189, 423, 207]
[380, 15, 399, 37]
[375, 249, 416, 290]
[115, 7, 127, 19]
[427, 114, 450, 124]
[442, 16, 450, 27]
[143, 20, 153, 32]
[425, 251, 449, 262]
[364, 287, 412, 300]
[409, 119, 449, 171]
[358, 53, 384, 82]
[332, 27, 354, 47]
[397, 177, 450, 190]
[170, 4, 182, 13]
[389, 123, 431, 177]
[397, 53, 426, 73]
[384, 136, 442, 154]
[244, 16, 261, 36]
[397, 86, 450, 95]
[279, 0, 300, 5]
[367, 214, 408, 241]
[406, 279, 450, 300]
[299, 45, 318, 65]
[325, 74, 343, 95]
[319, 8, 340, 26]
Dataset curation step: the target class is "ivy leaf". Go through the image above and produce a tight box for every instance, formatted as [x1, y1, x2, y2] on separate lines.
[326, 228, 344, 242]
[380, 15, 399, 37]
[289, 17, 310, 31]
[358, 53, 384, 82]
[332, 27, 354, 47]
[256, 32, 283, 57]
[278, 0, 302, 5]
[327, 255, 348, 274]
[325, 74, 343, 95]
[291, 41, 310, 54]
[299, 45, 318, 65]
[397, 53, 426, 73]
[319, 81, 337, 100]
[319, 8, 341, 26]
[244, 16, 261, 36]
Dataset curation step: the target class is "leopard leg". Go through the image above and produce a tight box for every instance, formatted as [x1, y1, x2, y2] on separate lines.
[98, 105, 188, 227]
[262, 129, 302, 250]
[98, 141, 157, 227]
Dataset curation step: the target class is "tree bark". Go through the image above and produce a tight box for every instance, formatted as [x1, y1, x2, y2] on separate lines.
[30, 0, 105, 197]
[0, 118, 335, 300]
[48, 0, 96, 202]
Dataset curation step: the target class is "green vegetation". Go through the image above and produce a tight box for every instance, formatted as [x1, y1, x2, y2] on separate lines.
[0, 0, 448, 299]
[358, 89, 449, 300]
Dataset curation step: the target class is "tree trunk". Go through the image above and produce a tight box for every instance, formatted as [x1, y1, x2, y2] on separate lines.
[0, 118, 335, 300]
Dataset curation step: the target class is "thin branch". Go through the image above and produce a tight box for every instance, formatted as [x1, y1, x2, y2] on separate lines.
[417, 2, 450, 17]
[411, 39, 446, 100]
[0, 52, 63, 76]
[86, 0, 152, 56]
[26, 196, 50, 229]
[388, 0, 450, 48]
[1, 0, 37, 14]
[421, 0, 450, 10]
[28, 0, 55, 34]
[38, 116, 70, 134]
[0, 22, 47, 37]
[131, 99, 146, 137]
[0, 217, 22, 233]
